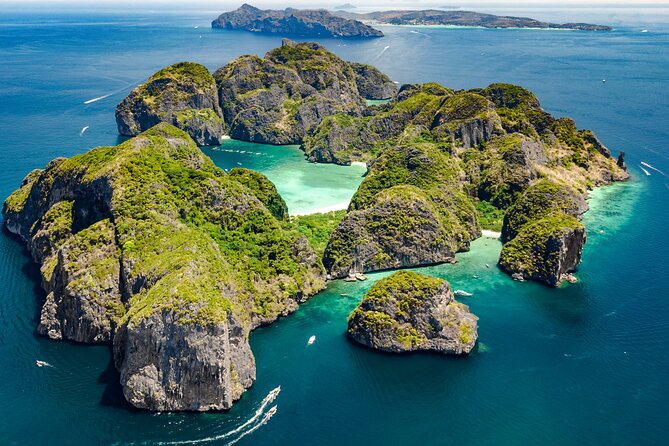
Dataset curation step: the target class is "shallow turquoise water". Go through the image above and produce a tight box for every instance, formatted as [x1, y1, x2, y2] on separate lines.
[0, 8, 668, 446]
[201, 141, 366, 216]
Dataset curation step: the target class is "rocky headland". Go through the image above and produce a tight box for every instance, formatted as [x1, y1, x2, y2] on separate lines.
[3, 124, 325, 411]
[212, 4, 383, 38]
[348, 271, 478, 354]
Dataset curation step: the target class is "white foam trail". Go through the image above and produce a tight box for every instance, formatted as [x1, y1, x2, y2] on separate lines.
[228, 406, 278, 445]
[641, 161, 666, 176]
[80, 125, 89, 136]
[83, 93, 113, 104]
[640, 166, 651, 176]
[152, 386, 281, 446]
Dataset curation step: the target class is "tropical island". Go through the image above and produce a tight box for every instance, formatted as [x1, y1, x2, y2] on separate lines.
[211, 4, 612, 37]
[4, 39, 627, 412]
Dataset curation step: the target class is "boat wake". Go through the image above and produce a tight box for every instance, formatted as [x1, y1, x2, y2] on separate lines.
[80, 125, 89, 136]
[373, 45, 390, 61]
[640, 166, 651, 176]
[35, 360, 53, 368]
[641, 161, 666, 176]
[148, 386, 280, 446]
[83, 93, 113, 104]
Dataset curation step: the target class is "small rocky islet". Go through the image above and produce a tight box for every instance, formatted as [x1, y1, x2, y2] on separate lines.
[348, 271, 478, 355]
[4, 39, 628, 411]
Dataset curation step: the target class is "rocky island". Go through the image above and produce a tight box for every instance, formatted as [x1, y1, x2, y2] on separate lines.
[334, 9, 612, 31]
[348, 271, 478, 354]
[5, 39, 630, 413]
[212, 4, 383, 38]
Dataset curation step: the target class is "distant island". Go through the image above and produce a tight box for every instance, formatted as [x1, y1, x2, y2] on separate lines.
[334, 9, 612, 31]
[211, 3, 383, 38]
[334, 3, 356, 10]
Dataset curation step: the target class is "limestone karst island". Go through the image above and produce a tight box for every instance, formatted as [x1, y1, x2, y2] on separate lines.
[2, 3, 665, 445]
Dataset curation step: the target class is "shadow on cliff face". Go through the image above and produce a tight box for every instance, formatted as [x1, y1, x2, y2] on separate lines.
[2, 225, 47, 329]
[98, 349, 140, 411]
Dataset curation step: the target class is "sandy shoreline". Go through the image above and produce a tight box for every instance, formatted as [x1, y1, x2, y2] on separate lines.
[293, 201, 350, 216]
[481, 229, 501, 239]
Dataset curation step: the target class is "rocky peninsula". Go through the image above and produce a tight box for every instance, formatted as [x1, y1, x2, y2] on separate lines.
[334, 9, 612, 31]
[212, 4, 383, 38]
[348, 271, 478, 354]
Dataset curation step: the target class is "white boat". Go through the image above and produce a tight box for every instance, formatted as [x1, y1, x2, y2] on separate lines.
[307, 335, 316, 345]
[36, 360, 52, 368]
[453, 290, 473, 297]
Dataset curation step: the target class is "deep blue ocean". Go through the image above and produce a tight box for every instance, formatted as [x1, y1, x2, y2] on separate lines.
[0, 5, 668, 445]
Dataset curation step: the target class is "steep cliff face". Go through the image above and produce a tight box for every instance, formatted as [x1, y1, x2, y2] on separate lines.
[212, 4, 384, 37]
[498, 213, 586, 287]
[350, 62, 398, 100]
[348, 271, 478, 354]
[3, 124, 325, 411]
[303, 85, 501, 165]
[213, 39, 369, 145]
[116, 62, 225, 146]
[323, 142, 479, 278]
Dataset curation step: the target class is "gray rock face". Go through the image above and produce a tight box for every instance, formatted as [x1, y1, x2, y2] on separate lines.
[113, 311, 255, 411]
[214, 39, 371, 145]
[350, 63, 398, 99]
[348, 271, 478, 354]
[212, 4, 383, 38]
[498, 216, 586, 287]
[3, 124, 325, 411]
[116, 62, 225, 146]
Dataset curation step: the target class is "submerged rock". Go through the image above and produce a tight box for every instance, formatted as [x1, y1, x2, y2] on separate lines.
[3, 124, 325, 411]
[116, 62, 225, 146]
[347, 271, 478, 354]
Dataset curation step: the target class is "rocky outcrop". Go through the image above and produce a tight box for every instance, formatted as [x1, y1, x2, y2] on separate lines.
[214, 39, 370, 145]
[3, 124, 325, 411]
[350, 63, 398, 100]
[501, 180, 588, 243]
[498, 213, 586, 287]
[323, 143, 479, 279]
[348, 271, 478, 354]
[212, 4, 383, 38]
[116, 62, 225, 146]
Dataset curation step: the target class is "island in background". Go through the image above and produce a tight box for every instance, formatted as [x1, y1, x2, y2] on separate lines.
[333, 9, 612, 31]
[211, 4, 612, 37]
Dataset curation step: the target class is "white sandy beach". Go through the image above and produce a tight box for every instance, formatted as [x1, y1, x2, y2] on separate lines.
[481, 230, 501, 239]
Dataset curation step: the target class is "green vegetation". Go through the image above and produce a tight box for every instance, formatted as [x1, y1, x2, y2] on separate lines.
[292, 210, 346, 258]
[476, 201, 505, 232]
[499, 212, 583, 280]
[4, 123, 325, 328]
[502, 180, 582, 242]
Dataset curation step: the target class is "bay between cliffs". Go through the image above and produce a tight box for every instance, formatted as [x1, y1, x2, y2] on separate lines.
[202, 139, 367, 216]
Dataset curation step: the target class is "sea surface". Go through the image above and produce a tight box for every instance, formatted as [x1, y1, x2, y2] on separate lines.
[0, 6, 668, 445]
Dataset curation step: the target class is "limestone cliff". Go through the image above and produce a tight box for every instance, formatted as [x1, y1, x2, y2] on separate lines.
[116, 62, 225, 146]
[3, 124, 325, 411]
[213, 39, 369, 145]
[348, 271, 478, 354]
